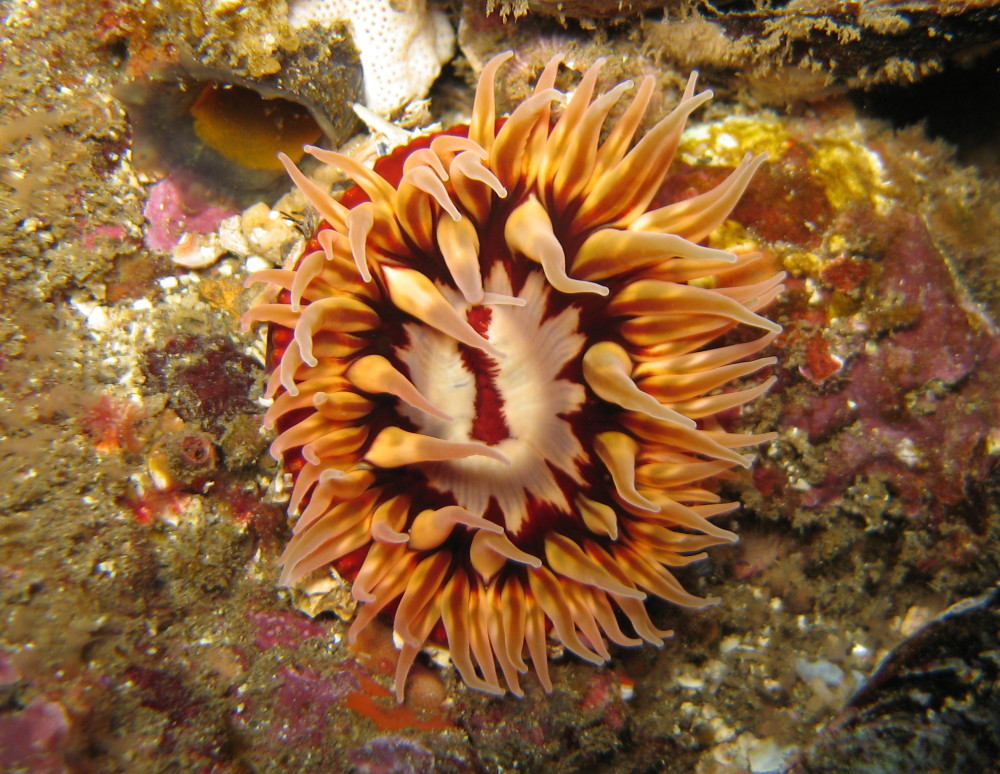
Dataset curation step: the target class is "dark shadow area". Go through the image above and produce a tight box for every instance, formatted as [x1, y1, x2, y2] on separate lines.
[852, 46, 1000, 173]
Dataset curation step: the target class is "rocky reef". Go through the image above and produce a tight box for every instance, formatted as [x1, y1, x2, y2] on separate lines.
[0, 1, 997, 773]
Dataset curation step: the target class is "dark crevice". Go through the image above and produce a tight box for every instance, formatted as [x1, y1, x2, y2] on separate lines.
[851, 46, 1000, 172]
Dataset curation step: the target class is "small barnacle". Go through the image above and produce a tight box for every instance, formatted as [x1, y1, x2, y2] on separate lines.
[147, 412, 218, 493]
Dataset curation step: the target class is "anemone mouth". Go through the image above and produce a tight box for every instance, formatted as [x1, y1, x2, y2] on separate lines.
[394, 266, 588, 535]
[244, 50, 784, 700]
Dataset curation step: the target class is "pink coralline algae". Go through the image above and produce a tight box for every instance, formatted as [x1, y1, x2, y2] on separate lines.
[250, 609, 328, 651]
[766, 211, 999, 518]
[348, 736, 435, 774]
[274, 665, 357, 742]
[231, 663, 359, 751]
[0, 696, 72, 774]
[143, 175, 237, 252]
[81, 223, 129, 250]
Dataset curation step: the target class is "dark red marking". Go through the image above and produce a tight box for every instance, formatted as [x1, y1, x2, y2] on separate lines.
[460, 307, 510, 446]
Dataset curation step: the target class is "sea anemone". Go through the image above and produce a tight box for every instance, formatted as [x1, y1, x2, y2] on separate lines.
[243, 51, 783, 699]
